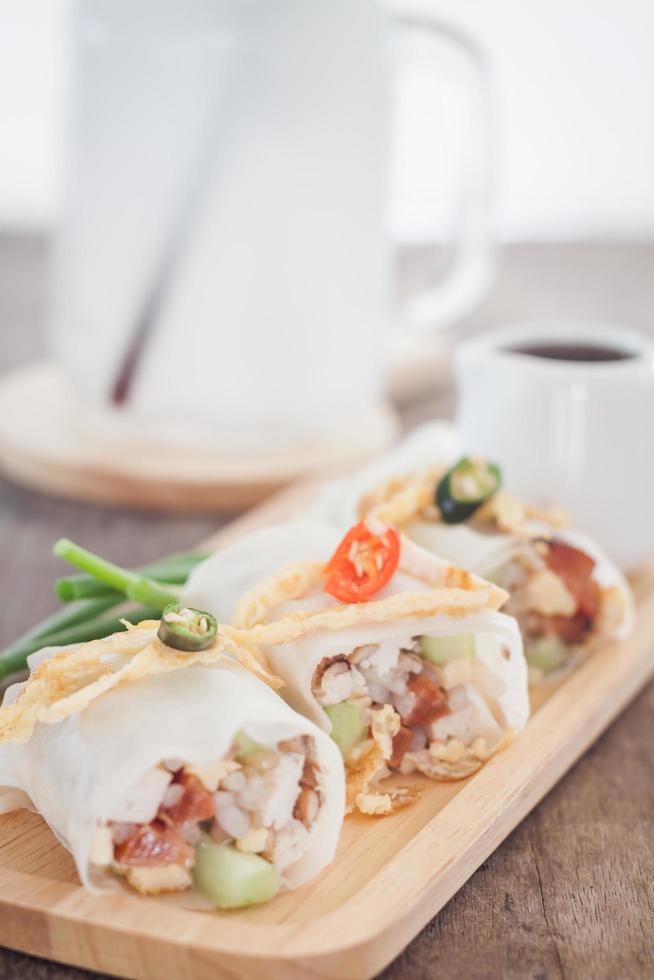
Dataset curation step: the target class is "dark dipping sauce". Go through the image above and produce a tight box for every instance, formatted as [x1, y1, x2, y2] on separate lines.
[505, 342, 636, 363]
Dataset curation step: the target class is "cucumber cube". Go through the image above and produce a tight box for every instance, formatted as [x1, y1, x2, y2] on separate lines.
[234, 729, 263, 763]
[526, 636, 568, 674]
[324, 701, 366, 758]
[194, 841, 280, 909]
[420, 634, 475, 664]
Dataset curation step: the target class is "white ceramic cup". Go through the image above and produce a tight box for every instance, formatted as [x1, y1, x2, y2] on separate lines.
[455, 322, 654, 570]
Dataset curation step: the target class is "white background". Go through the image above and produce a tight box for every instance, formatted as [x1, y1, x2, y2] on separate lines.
[0, 0, 652, 239]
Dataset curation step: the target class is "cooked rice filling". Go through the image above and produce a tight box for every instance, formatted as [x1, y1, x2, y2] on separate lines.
[312, 636, 507, 773]
[91, 735, 323, 895]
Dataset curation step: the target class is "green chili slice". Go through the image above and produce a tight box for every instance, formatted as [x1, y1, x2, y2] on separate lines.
[157, 603, 218, 652]
[436, 456, 502, 524]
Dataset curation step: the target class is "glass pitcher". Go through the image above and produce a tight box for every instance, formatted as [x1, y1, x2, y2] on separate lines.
[49, 0, 493, 449]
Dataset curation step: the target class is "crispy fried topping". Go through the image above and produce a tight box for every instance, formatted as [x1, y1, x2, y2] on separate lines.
[0, 527, 508, 749]
[370, 704, 401, 762]
[223, 583, 508, 658]
[403, 731, 516, 781]
[233, 561, 325, 628]
[345, 740, 387, 814]
[357, 466, 568, 537]
[123, 863, 193, 895]
[344, 730, 424, 817]
[363, 467, 444, 526]
[0, 623, 281, 745]
[230, 532, 500, 632]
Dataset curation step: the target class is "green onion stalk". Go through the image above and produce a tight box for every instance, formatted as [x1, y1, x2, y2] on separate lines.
[0, 542, 208, 682]
[0, 602, 162, 682]
[52, 539, 180, 608]
[55, 551, 205, 602]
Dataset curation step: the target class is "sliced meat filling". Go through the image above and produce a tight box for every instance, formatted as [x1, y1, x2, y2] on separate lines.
[113, 820, 193, 868]
[312, 638, 466, 770]
[500, 537, 602, 664]
[92, 734, 323, 896]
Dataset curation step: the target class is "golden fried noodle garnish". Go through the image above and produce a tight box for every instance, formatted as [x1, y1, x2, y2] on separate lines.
[0, 561, 506, 747]
[342, 705, 424, 816]
[363, 467, 444, 527]
[0, 623, 281, 745]
[233, 561, 325, 629]
[222, 582, 508, 656]
[230, 538, 497, 631]
[358, 467, 568, 537]
[402, 731, 517, 781]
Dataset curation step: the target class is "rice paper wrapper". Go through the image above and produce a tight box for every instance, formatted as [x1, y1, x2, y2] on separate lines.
[303, 420, 633, 643]
[309, 421, 461, 529]
[0, 662, 345, 892]
[184, 522, 530, 738]
[185, 521, 344, 625]
[406, 522, 635, 642]
[261, 611, 527, 737]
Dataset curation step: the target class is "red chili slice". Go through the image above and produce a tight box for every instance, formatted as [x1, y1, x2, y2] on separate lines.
[161, 771, 215, 832]
[323, 521, 400, 603]
[402, 674, 450, 728]
[113, 820, 193, 867]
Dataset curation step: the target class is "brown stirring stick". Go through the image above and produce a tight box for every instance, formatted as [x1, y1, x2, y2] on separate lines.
[110, 10, 278, 407]
[110, 135, 215, 407]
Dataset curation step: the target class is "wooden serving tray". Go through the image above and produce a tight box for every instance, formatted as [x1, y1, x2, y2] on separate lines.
[0, 484, 652, 980]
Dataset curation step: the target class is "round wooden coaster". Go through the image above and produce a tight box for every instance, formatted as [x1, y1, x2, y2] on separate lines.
[0, 362, 400, 511]
[386, 330, 452, 404]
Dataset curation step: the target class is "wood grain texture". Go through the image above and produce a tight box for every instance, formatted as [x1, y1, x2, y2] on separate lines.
[0, 236, 653, 979]
[381, 676, 654, 980]
[0, 483, 651, 979]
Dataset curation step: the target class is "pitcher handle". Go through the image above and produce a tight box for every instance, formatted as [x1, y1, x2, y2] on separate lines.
[390, 14, 496, 335]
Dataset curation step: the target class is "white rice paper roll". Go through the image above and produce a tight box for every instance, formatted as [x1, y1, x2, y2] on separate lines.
[184, 522, 530, 739]
[310, 421, 461, 530]
[408, 522, 635, 642]
[0, 660, 345, 892]
[306, 421, 634, 641]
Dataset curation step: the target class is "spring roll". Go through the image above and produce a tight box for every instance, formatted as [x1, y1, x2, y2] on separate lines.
[0, 623, 344, 906]
[184, 521, 529, 815]
[310, 422, 635, 683]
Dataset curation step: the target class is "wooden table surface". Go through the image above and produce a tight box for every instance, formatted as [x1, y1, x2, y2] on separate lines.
[0, 236, 653, 979]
